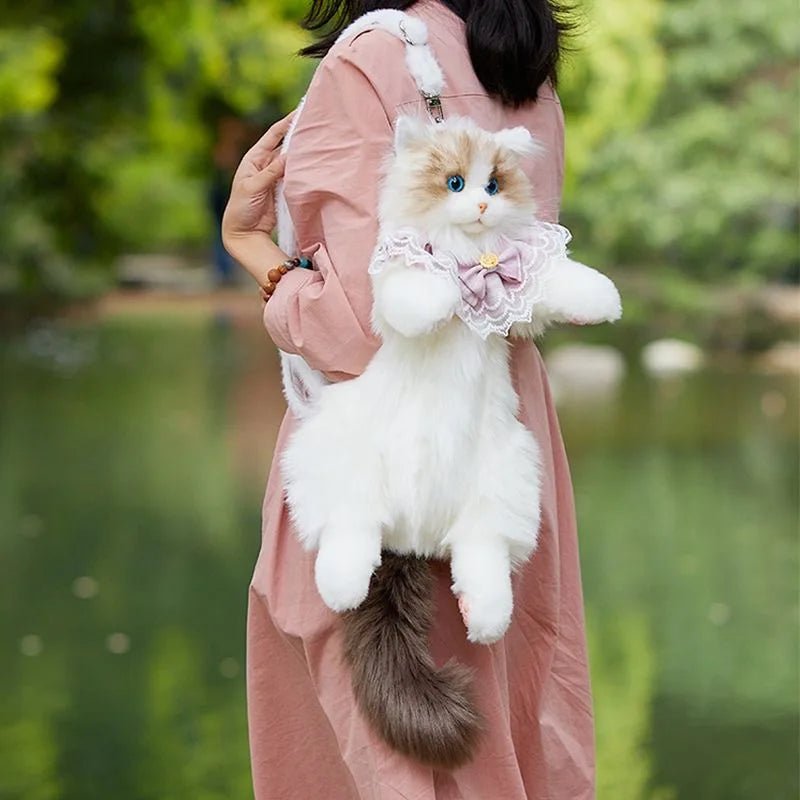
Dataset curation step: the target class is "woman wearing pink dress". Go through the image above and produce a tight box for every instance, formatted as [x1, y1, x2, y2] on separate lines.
[223, 1, 595, 797]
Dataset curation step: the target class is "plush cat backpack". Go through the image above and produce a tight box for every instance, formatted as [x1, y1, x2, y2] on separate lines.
[275, 10, 622, 769]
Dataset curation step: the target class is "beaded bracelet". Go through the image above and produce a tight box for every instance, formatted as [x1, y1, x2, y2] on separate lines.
[260, 256, 312, 303]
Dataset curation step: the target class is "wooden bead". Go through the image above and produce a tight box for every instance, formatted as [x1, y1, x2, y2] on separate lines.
[263, 281, 276, 294]
[278, 264, 289, 275]
[267, 268, 283, 283]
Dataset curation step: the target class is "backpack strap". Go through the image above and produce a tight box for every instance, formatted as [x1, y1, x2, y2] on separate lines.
[335, 10, 446, 122]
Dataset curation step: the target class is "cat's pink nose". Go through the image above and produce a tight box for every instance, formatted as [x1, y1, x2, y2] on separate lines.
[478, 202, 488, 214]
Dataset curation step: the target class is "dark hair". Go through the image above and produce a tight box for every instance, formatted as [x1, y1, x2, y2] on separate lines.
[299, 0, 573, 106]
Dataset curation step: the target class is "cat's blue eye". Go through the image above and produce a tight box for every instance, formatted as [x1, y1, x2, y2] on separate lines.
[485, 178, 499, 196]
[447, 174, 465, 193]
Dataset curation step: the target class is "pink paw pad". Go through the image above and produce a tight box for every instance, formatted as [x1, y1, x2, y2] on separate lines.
[457, 595, 470, 625]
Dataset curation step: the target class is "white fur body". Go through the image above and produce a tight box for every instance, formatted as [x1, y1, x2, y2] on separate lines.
[282, 117, 622, 644]
[282, 297, 540, 643]
[283, 244, 621, 644]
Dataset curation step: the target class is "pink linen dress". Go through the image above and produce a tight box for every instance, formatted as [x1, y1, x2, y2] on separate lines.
[250, 2, 595, 797]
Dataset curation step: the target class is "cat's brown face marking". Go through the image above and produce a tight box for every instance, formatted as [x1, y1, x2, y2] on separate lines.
[405, 130, 478, 213]
[381, 120, 538, 236]
[492, 151, 532, 208]
[402, 129, 532, 215]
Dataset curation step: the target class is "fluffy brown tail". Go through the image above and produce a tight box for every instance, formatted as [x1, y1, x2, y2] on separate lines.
[342, 552, 482, 768]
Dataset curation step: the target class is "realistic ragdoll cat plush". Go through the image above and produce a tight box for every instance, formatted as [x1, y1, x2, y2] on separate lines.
[281, 116, 622, 767]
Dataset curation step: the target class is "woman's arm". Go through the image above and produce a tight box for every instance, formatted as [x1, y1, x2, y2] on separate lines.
[221, 113, 294, 285]
[261, 39, 395, 381]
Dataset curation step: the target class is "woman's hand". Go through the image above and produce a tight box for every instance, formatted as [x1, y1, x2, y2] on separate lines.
[222, 112, 295, 283]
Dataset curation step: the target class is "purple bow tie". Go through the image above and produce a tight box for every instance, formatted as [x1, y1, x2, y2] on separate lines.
[456, 242, 525, 310]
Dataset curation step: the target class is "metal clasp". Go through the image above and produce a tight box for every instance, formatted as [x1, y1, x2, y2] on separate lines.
[424, 93, 444, 123]
[398, 20, 415, 46]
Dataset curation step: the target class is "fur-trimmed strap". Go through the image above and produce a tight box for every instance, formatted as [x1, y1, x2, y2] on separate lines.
[335, 9, 445, 103]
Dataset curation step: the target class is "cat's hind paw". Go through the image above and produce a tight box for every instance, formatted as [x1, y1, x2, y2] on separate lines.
[456, 586, 513, 645]
[315, 541, 379, 612]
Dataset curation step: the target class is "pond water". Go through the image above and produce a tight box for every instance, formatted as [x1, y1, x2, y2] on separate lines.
[1, 311, 797, 800]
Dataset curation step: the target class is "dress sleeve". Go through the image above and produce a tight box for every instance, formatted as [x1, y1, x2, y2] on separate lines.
[262, 43, 393, 381]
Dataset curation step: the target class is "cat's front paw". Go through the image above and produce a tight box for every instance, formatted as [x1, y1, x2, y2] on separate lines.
[457, 584, 513, 645]
[543, 259, 622, 326]
[377, 268, 460, 338]
[315, 542, 378, 612]
[570, 272, 622, 325]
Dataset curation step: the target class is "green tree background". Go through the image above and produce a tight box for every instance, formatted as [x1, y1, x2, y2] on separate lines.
[0, 0, 797, 299]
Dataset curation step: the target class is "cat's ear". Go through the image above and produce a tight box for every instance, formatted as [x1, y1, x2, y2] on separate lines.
[494, 127, 540, 158]
[394, 115, 429, 152]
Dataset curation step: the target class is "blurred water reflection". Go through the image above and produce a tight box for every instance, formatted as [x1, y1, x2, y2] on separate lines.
[1, 314, 797, 800]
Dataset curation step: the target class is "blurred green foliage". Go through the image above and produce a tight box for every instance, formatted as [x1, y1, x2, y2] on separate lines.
[0, 28, 63, 117]
[0, 0, 311, 298]
[561, 0, 799, 281]
[0, 0, 797, 299]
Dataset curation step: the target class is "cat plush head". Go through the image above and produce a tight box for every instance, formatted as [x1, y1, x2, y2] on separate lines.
[379, 116, 539, 243]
